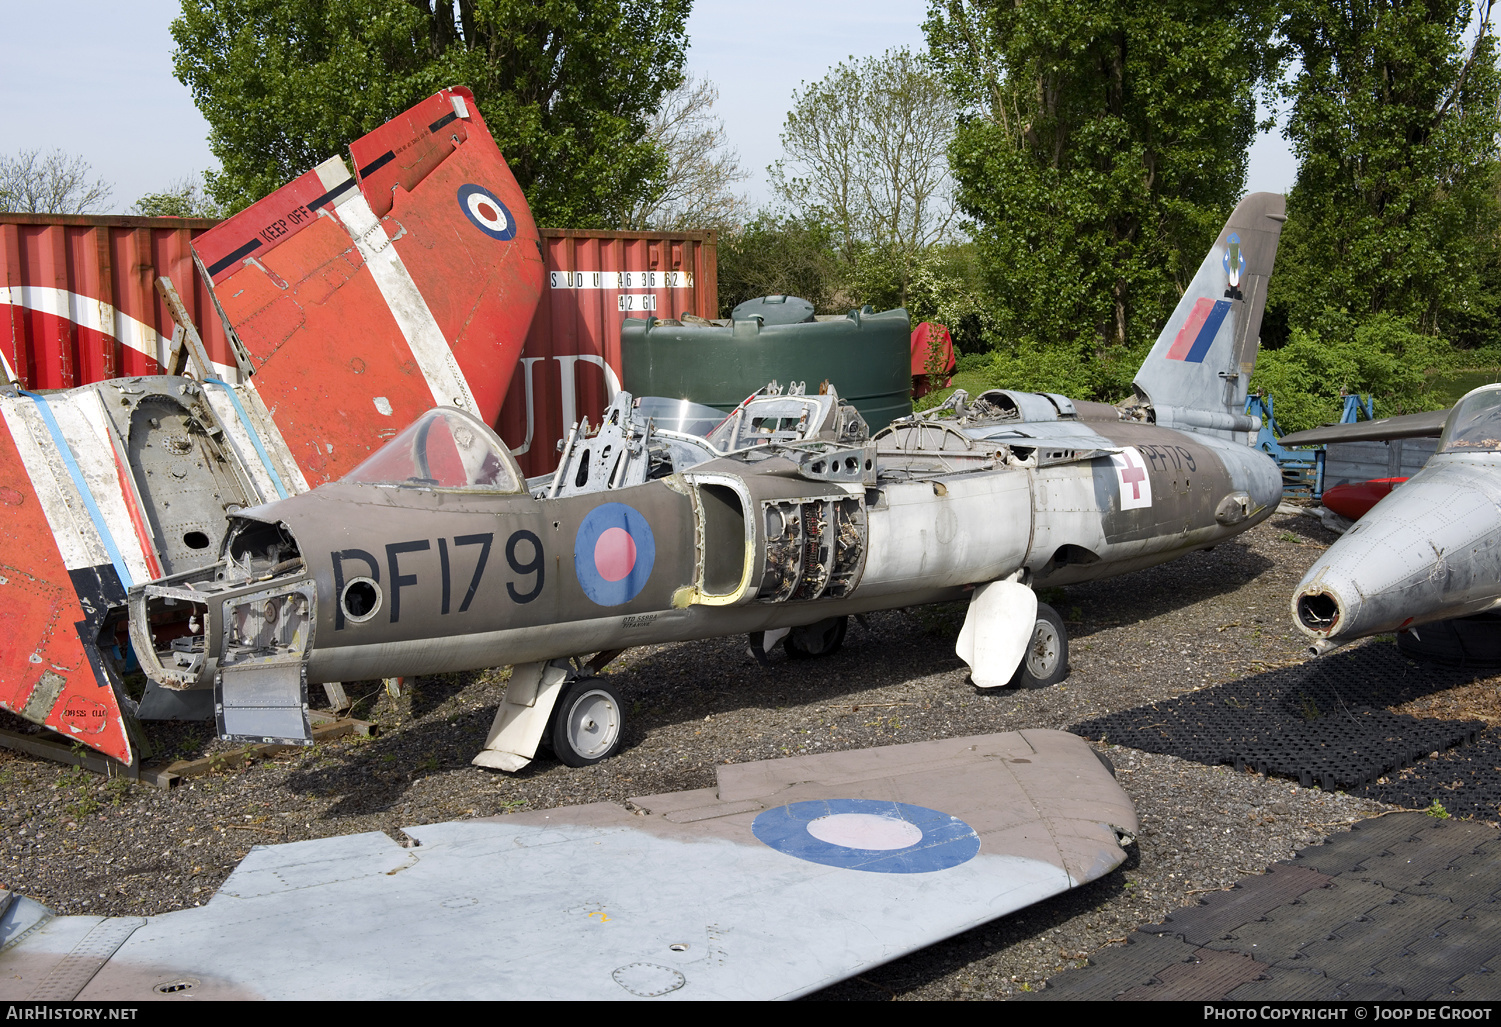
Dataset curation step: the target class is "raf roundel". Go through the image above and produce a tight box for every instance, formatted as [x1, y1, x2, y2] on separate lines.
[457, 184, 518, 241]
[752, 799, 981, 874]
[574, 503, 656, 606]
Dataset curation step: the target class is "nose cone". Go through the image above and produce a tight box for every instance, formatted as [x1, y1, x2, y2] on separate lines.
[1292, 460, 1501, 643]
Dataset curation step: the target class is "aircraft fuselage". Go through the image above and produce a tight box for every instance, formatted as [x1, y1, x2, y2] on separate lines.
[132, 417, 1281, 692]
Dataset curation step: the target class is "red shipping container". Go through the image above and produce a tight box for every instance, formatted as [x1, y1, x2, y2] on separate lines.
[0, 214, 233, 389]
[1, 217, 717, 480]
[499, 229, 718, 476]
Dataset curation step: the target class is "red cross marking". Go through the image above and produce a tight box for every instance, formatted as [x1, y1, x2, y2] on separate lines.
[1119, 451, 1147, 499]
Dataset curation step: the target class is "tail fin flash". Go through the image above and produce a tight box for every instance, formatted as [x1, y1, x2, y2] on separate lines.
[1131, 192, 1286, 442]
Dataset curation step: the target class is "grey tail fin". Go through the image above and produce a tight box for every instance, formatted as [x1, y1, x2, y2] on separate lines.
[1131, 192, 1286, 442]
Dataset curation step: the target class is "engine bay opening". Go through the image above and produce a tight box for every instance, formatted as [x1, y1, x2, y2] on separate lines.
[699, 484, 747, 595]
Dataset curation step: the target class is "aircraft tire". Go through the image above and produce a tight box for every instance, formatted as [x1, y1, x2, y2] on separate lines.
[1011, 603, 1069, 689]
[1396, 612, 1501, 667]
[785, 616, 848, 659]
[550, 679, 625, 767]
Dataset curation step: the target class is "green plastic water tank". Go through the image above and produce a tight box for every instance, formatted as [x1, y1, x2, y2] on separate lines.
[730, 294, 815, 325]
[621, 304, 913, 431]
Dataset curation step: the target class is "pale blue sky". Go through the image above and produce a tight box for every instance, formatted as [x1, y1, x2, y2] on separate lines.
[0, 0, 1297, 215]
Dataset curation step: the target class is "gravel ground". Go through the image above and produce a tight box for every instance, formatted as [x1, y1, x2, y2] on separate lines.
[3, 509, 1471, 1000]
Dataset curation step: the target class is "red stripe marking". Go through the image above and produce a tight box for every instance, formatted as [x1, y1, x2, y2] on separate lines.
[1166, 298, 1216, 361]
[110, 445, 164, 580]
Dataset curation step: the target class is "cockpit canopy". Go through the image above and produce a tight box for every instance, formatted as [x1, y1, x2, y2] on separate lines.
[342, 407, 524, 491]
[1439, 385, 1501, 455]
[634, 396, 726, 438]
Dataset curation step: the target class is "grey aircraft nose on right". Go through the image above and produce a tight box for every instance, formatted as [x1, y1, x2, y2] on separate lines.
[1292, 384, 1501, 651]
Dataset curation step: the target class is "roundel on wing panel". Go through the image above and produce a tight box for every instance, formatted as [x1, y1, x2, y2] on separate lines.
[574, 503, 656, 606]
[457, 184, 517, 240]
[752, 799, 981, 874]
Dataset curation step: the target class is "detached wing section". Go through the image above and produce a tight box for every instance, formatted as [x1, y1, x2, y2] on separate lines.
[194, 87, 543, 485]
[2, 731, 1136, 1001]
[1278, 409, 1450, 448]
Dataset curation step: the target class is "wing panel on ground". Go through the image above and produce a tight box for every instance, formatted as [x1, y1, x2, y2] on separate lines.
[1277, 409, 1451, 448]
[0, 730, 1135, 1000]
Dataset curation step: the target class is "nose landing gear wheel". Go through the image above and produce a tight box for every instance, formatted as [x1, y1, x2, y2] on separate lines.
[1010, 602, 1068, 689]
[550, 679, 624, 767]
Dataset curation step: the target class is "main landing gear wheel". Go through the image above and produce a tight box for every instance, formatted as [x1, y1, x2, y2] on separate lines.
[785, 616, 848, 659]
[550, 678, 624, 767]
[1010, 603, 1069, 689]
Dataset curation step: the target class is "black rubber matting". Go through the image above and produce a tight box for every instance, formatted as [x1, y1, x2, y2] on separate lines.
[1071, 643, 1488, 792]
[1023, 812, 1501, 1000]
[1356, 731, 1501, 820]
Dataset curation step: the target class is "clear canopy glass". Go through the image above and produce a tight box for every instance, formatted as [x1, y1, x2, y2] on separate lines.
[634, 396, 727, 438]
[342, 408, 523, 491]
[1439, 385, 1501, 454]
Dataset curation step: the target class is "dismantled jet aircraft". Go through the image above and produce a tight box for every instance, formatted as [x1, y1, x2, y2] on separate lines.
[1290, 384, 1501, 657]
[0, 730, 1137, 1001]
[127, 193, 1287, 771]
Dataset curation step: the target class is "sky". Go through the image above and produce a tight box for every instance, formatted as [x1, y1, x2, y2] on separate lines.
[0, 0, 1298, 216]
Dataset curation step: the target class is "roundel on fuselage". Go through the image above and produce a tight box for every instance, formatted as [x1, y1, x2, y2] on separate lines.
[574, 503, 656, 606]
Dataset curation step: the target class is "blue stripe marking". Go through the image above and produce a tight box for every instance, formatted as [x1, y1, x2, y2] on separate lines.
[752, 799, 980, 874]
[1184, 299, 1233, 363]
[205, 379, 289, 500]
[21, 391, 133, 589]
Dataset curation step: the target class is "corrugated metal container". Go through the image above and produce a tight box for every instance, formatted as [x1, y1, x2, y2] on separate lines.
[1326, 437, 1439, 488]
[1, 216, 717, 477]
[0, 214, 233, 388]
[496, 229, 719, 475]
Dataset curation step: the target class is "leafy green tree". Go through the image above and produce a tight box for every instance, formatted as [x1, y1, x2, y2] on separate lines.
[715, 214, 844, 316]
[1251, 316, 1452, 432]
[925, 0, 1276, 385]
[1269, 0, 1501, 351]
[131, 175, 222, 218]
[171, 0, 691, 224]
[769, 48, 957, 307]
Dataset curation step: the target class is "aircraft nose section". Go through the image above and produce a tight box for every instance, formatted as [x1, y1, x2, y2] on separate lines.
[1292, 570, 1360, 645]
[1291, 462, 1501, 646]
[1295, 588, 1343, 634]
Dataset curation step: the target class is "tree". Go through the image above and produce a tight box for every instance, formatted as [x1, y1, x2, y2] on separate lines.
[0, 149, 113, 214]
[620, 75, 752, 231]
[131, 175, 223, 219]
[716, 214, 844, 316]
[769, 47, 957, 306]
[171, 0, 691, 225]
[1251, 317, 1452, 432]
[1269, 0, 1501, 351]
[925, 0, 1276, 379]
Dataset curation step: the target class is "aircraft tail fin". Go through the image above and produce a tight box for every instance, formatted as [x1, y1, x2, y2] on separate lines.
[1131, 193, 1286, 442]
